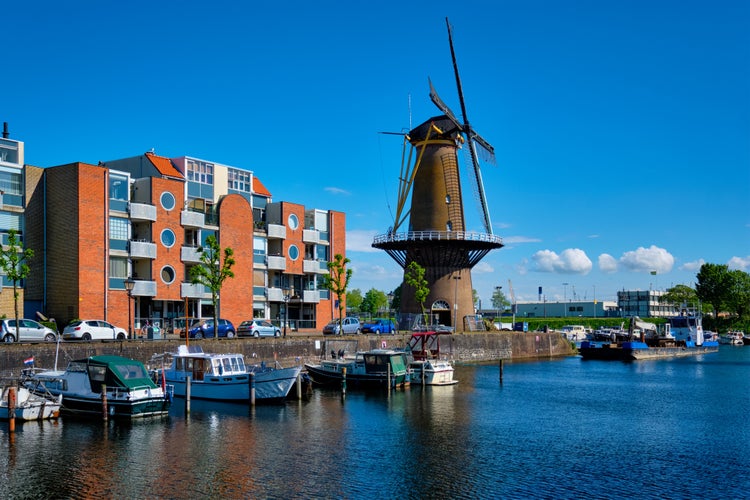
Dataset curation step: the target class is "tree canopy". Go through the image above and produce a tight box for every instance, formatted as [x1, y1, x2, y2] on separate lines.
[189, 234, 235, 338]
[404, 261, 429, 325]
[0, 229, 34, 335]
[323, 253, 352, 328]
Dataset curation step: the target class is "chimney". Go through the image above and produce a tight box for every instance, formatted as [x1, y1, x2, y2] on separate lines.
[2, 122, 8, 139]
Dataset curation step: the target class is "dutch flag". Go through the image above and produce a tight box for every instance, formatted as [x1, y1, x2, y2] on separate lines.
[23, 356, 34, 366]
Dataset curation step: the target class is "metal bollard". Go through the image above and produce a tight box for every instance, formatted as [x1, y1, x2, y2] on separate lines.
[499, 359, 504, 384]
[185, 376, 191, 414]
[341, 367, 347, 398]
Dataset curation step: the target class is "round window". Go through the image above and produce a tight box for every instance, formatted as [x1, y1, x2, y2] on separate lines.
[288, 244, 299, 261]
[160, 192, 176, 211]
[288, 213, 299, 230]
[160, 229, 176, 248]
[161, 266, 176, 284]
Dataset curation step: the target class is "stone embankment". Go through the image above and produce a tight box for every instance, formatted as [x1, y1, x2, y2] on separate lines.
[0, 331, 574, 377]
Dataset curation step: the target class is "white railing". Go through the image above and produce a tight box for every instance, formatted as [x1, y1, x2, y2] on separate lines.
[372, 230, 503, 245]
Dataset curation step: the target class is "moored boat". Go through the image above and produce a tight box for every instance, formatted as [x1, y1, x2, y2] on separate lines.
[579, 312, 719, 361]
[0, 383, 61, 421]
[23, 355, 171, 419]
[151, 345, 301, 403]
[407, 331, 458, 386]
[305, 347, 409, 388]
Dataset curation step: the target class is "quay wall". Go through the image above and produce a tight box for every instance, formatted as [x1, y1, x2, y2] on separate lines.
[0, 332, 574, 377]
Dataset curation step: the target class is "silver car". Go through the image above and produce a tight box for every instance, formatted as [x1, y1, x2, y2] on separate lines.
[238, 319, 281, 338]
[1, 319, 58, 342]
[62, 320, 128, 341]
[322, 317, 361, 335]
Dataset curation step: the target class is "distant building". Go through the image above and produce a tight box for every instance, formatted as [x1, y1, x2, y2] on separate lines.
[510, 300, 619, 318]
[616, 289, 674, 318]
[0, 123, 26, 316]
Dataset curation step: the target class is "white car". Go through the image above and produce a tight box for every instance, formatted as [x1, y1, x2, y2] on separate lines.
[1, 319, 58, 342]
[238, 319, 281, 338]
[62, 320, 128, 341]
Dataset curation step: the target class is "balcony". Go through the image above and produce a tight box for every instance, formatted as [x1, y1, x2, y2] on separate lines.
[302, 229, 320, 244]
[303, 259, 329, 274]
[129, 202, 157, 222]
[181, 282, 210, 299]
[132, 279, 157, 297]
[303, 290, 319, 303]
[267, 224, 286, 239]
[129, 240, 157, 260]
[181, 210, 205, 228]
[267, 255, 286, 271]
[181, 245, 202, 263]
[267, 287, 284, 302]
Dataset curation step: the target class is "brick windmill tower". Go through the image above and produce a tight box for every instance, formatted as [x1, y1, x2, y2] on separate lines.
[373, 18, 503, 331]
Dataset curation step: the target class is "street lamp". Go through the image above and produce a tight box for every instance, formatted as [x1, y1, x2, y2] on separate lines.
[562, 282, 569, 317]
[124, 277, 135, 340]
[453, 274, 461, 331]
[283, 290, 290, 338]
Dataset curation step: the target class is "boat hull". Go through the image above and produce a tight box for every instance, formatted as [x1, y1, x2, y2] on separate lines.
[304, 364, 409, 388]
[58, 394, 170, 419]
[165, 366, 301, 402]
[0, 388, 61, 421]
[579, 341, 719, 361]
[409, 361, 458, 386]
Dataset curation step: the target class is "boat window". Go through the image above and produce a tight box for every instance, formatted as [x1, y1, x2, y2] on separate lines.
[88, 365, 107, 382]
[230, 357, 241, 372]
[236, 358, 246, 371]
[222, 358, 232, 374]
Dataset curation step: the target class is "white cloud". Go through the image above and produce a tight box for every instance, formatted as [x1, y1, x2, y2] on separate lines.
[473, 261, 495, 274]
[680, 259, 706, 272]
[324, 186, 350, 196]
[619, 245, 674, 273]
[530, 248, 592, 274]
[503, 235, 542, 244]
[598, 253, 618, 273]
[728, 256, 750, 271]
[346, 229, 379, 253]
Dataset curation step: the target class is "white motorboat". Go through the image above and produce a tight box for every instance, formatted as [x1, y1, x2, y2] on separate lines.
[0, 384, 61, 421]
[407, 331, 458, 386]
[151, 345, 301, 402]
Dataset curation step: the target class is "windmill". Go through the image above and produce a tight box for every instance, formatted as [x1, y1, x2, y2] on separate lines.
[373, 17, 503, 331]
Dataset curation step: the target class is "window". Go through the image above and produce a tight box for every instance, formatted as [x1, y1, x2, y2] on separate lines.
[186, 159, 214, 185]
[109, 217, 130, 251]
[288, 244, 299, 261]
[228, 168, 252, 193]
[161, 229, 176, 248]
[161, 266, 176, 284]
[288, 213, 299, 230]
[160, 192, 176, 211]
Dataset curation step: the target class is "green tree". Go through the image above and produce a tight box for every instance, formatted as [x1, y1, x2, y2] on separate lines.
[323, 254, 352, 331]
[491, 287, 511, 315]
[189, 235, 235, 339]
[725, 269, 750, 318]
[0, 229, 34, 337]
[696, 263, 730, 318]
[660, 284, 699, 312]
[390, 285, 402, 315]
[346, 289, 363, 313]
[361, 288, 388, 316]
[404, 261, 429, 326]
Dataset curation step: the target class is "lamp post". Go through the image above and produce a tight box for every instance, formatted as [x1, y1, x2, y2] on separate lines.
[562, 282, 569, 317]
[283, 291, 290, 338]
[124, 277, 135, 340]
[453, 274, 461, 330]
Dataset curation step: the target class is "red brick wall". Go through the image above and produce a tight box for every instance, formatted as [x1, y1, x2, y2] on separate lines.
[315, 210, 346, 327]
[151, 177, 185, 302]
[76, 164, 108, 321]
[218, 194, 254, 327]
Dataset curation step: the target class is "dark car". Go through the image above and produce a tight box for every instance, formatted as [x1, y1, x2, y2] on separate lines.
[188, 319, 236, 339]
[361, 318, 397, 334]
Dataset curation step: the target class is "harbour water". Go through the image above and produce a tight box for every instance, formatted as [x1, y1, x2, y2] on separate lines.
[1, 346, 748, 499]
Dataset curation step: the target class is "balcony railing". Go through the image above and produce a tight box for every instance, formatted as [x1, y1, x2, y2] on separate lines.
[181, 282, 210, 299]
[132, 279, 157, 297]
[302, 229, 319, 244]
[129, 240, 157, 260]
[267, 287, 284, 302]
[303, 290, 319, 303]
[129, 202, 157, 222]
[181, 210, 205, 228]
[267, 255, 286, 271]
[303, 259, 328, 274]
[267, 224, 286, 239]
[181, 245, 202, 263]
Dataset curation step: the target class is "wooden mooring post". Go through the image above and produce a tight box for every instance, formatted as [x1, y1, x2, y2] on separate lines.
[185, 376, 191, 414]
[101, 384, 108, 421]
[341, 367, 347, 399]
[249, 372, 256, 406]
[8, 386, 16, 433]
[499, 359, 504, 384]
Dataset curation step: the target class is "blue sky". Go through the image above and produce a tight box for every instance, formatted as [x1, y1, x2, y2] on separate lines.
[5, 1, 749, 307]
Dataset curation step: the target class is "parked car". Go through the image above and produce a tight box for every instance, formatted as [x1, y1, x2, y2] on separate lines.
[175, 318, 201, 338]
[188, 319, 236, 339]
[62, 320, 128, 341]
[238, 319, 281, 338]
[361, 318, 397, 334]
[323, 317, 361, 335]
[1, 319, 58, 343]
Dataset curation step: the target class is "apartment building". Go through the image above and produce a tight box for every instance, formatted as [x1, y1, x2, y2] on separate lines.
[24, 151, 345, 333]
[0, 124, 26, 316]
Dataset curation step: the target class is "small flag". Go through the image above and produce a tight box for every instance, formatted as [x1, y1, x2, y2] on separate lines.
[23, 356, 34, 366]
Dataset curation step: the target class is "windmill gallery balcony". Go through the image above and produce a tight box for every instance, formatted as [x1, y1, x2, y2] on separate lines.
[372, 230, 503, 269]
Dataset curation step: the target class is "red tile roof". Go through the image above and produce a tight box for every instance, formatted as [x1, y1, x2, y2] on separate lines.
[253, 176, 272, 197]
[146, 152, 183, 179]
